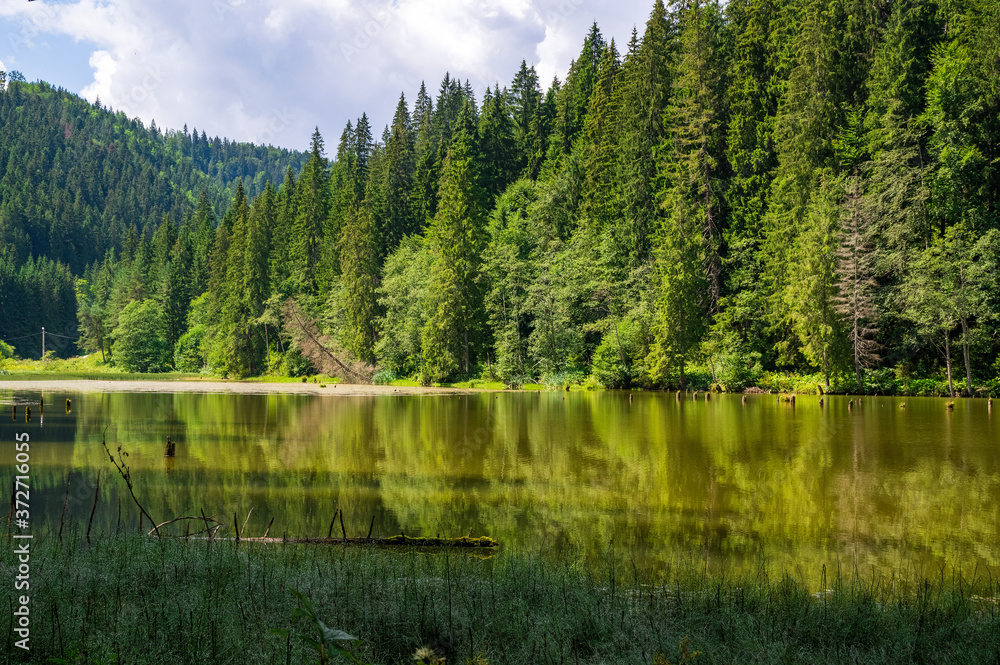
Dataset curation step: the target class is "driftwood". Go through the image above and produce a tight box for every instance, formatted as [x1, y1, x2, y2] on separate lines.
[148, 514, 223, 537]
[102, 428, 160, 536]
[185, 534, 499, 548]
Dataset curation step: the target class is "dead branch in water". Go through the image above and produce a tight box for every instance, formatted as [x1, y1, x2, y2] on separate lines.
[101, 427, 160, 537]
[185, 534, 500, 548]
[147, 515, 223, 537]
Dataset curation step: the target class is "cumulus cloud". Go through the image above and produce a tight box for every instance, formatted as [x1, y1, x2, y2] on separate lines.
[0, 0, 651, 150]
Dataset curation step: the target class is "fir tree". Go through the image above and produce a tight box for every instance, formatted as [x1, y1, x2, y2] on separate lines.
[421, 109, 487, 381]
[290, 129, 330, 294]
[339, 205, 380, 364]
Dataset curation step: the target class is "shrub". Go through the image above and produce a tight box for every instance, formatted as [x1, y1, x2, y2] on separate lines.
[371, 368, 396, 385]
[713, 350, 763, 392]
[111, 299, 171, 372]
[173, 324, 208, 372]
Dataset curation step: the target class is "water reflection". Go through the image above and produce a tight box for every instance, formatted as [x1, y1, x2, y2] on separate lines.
[1, 389, 997, 580]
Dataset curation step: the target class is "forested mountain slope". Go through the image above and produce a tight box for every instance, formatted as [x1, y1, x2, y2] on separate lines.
[0, 79, 307, 355]
[2, 0, 999, 396]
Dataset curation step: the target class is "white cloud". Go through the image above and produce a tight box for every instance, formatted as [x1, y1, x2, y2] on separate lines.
[0, 0, 651, 150]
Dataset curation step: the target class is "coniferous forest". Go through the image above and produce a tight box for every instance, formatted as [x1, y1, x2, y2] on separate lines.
[1, 0, 999, 395]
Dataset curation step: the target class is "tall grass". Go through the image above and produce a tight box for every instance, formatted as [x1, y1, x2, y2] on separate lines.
[2, 528, 998, 664]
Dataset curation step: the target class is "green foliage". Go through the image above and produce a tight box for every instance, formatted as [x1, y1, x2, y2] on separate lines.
[281, 348, 316, 378]
[483, 179, 538, 382]
[421, 119, 487, 381]
[591, 316, 652, 388]
[370, 368, 397, 385]
[110, 299, 171, 372]
[5, 0, 1000, 391]
[713, 349, 764, 392]
[173, 324, 208, 373]
[338, 206, 380, 364]
[376, 236, 433, 378]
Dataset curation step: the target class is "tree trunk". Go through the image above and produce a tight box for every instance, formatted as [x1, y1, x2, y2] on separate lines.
[823, 347, 830, 390]
[944, 330, 955, 397]
[264, 324, 271, 374]
[464, 329, 469, 374]
[961, 318, 973, 397]
[854, 316, 862, 394]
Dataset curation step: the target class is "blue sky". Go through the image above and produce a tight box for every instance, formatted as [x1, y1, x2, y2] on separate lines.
[0, 0, 653, 152]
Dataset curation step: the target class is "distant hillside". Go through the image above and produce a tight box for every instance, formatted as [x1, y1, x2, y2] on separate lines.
[0, 80, 307, 355]
[0, 80, 307, 273]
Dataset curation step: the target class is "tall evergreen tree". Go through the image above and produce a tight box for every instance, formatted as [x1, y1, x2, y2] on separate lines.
[581, 42, 622, 235]
[164, 231, 195, 353]
[509, 61, 542, 175]
[339, 205, 380, 364]
[269, 168, 297, 292]
[761, 0, 844, 364]
[478, 85, 518, 202]
[834, 175, 879, 391]
[371, 94, 416, 259]
[421, 108, 487, 381]
[613, 0, 675, 269]
[646, 2, 720, 386]
[290, 129, 330, 294]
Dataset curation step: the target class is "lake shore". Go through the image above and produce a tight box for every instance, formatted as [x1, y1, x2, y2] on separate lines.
[0, 378, 480, 396]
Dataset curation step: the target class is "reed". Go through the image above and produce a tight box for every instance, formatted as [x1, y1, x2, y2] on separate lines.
[3, 528, 998, 664]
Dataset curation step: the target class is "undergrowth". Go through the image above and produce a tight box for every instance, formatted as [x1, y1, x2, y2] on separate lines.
[1, 529, 998, 664]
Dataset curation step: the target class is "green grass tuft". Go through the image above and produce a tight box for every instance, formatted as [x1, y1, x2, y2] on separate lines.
[3, 529, 998, 664]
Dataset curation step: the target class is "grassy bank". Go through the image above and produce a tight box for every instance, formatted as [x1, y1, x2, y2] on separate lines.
[2, 529, 998, 664]
[4, 353, 999, 397]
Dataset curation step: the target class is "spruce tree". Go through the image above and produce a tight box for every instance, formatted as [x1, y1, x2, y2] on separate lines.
[581, 42, 621, 235]
[613, 0, 675, 269]
[290, 129, 330, 294]
[373, 94, 416, 259]
[834, 174, 879, 391]
[164, 232, 194, 354]
[478, 85, 518, 202]
[339, 205, 380, 364]
[269, 168, 297, 292]
[421, 107, 487, 381]
[761, 0, 844, 364]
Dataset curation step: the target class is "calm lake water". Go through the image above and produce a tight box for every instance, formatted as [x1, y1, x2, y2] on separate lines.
[2, 388, 998, 582]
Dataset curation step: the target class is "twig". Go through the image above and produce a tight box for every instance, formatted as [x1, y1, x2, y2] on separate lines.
[58, 474, 70, 542]
[147, 515, 222, 536]
[240, 507, 254, 538]
[86, 471, 101, 543]
[201, 508, 212, 541]
[339, 508, 347, 540]
[263, 517, 274, 539]
[101, 427, 159, 537]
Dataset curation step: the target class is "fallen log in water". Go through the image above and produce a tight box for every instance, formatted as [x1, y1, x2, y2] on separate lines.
[145, 506, 500, 547]
[184, 534, 500, 547]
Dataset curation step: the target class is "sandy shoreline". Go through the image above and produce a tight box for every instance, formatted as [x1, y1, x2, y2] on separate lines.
[0, 379, 480, 396]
